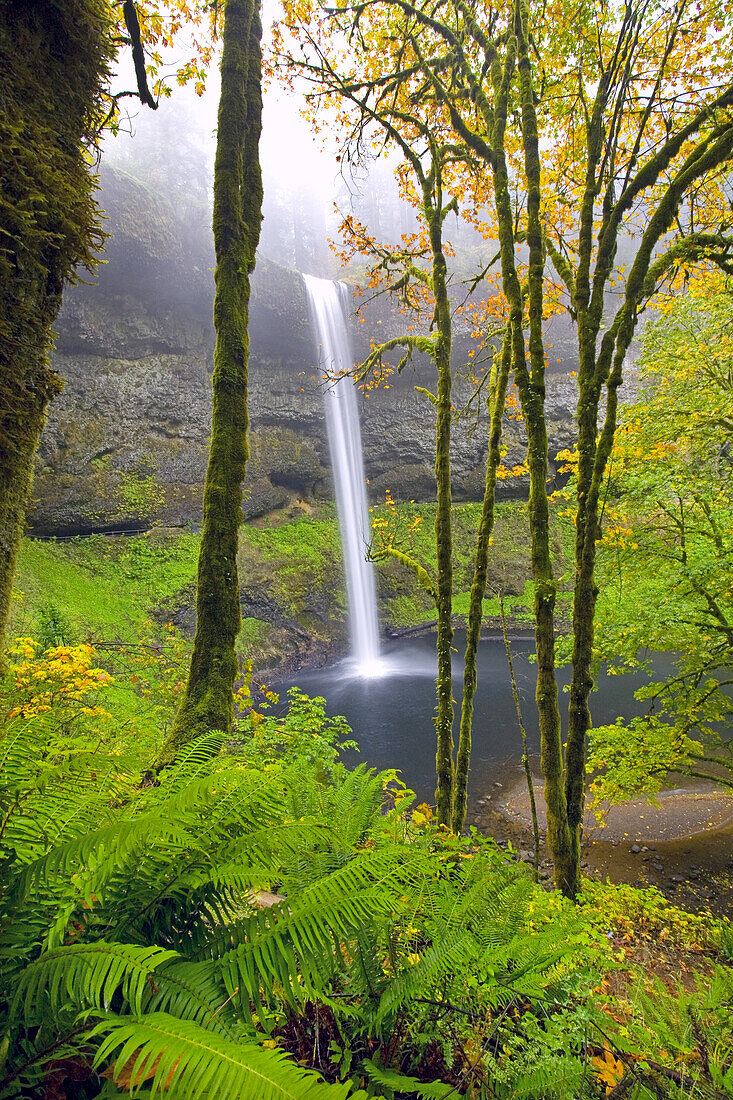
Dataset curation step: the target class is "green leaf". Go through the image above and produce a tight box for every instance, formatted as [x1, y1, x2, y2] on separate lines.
[91, 1013, 362, 1099]
[362, 1058, 454, 1098]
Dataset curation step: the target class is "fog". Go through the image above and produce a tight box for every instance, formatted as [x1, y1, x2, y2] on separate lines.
[104, 28, 426, 279]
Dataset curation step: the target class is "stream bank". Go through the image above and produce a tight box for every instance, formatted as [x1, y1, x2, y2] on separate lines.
[471, 769, 733, 917]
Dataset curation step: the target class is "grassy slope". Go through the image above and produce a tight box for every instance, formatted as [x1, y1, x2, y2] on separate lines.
[12, 530, 201, 642]
[11, 500, 574, 676]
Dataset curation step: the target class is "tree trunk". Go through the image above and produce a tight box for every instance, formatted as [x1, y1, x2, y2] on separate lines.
[452, 323, 511, 833]
[487, 16, 573, 891]
[0, 356, 63, 651]
[157, 0, 263, 765]
[428, 199, 455, 827]
[0, 0, 112, 650]
[515, 0, 577, 896]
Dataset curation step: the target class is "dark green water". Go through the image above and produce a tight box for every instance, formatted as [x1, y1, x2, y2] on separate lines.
[275, 631, 676, 801]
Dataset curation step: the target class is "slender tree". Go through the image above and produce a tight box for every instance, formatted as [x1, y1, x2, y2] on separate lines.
[157, 0, 263, 764]
[453, 321, 512, 832]
[341, 158, 458, 825]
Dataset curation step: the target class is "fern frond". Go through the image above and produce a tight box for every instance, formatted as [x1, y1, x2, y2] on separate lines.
[218, 847, 419, 1008]
[0, 718, 133, 864]
[161, 731, 228, 777]
[91, 1013, 363, 1099]
[362, 1058, 454, 1098]
[14, 942, 180, 1018]
[13, 816, 192, 902]
[141, 957, 248, 1040]
[376, 929, 478, 1023]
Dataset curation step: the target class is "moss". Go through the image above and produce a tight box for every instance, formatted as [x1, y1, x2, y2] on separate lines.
[237, 616, 271, 652]
[0, 0, 114, 648]
[11, 531, 201, 642]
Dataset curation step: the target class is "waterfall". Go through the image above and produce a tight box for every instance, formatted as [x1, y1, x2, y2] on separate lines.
[303, 274, 381, 674]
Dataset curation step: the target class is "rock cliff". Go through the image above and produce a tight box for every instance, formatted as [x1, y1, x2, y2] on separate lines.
[31, 164, 581, 535]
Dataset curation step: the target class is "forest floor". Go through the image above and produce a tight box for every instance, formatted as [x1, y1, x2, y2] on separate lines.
[472, 772, 733, 917]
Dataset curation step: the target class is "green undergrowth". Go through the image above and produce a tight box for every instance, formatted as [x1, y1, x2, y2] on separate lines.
[13, 500, 572, 647]
[12, 530, 201, 644]
[1, 655, 731, 1098]
[237, 504, 346, 620]
[10, 532, 200, 753]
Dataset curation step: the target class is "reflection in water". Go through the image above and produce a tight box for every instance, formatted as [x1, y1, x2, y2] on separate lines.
[273, 631, 676, 801]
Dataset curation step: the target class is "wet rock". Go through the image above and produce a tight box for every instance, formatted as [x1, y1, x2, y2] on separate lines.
[653, 863, 664, 872]
[630, 844, 641, 854]
[32, 167, 593, 536]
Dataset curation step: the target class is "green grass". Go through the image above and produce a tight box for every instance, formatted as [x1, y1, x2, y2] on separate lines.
[12, 530, 201, 643]
[11, 500, 573, 647]
[10, 532, 202, 753]
[237, 505, 345, 615]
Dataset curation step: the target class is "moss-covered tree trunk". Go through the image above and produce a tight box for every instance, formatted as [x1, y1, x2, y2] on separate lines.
[0, 362, 63, 654]
[427, 190, 455, 828]
[0, 0, 112, 651]
[486, 8, 573, 891]
[157, 0, 263, 764]
[452, 322, 511, 833]
[515, 0, 577, 896]
[559, 73, 733, 892]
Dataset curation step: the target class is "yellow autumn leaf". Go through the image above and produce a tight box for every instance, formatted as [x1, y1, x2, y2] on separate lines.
[591, 1045, 624, 1093]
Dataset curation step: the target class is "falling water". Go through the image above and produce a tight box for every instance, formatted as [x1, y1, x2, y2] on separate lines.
[303, 274, 381, 674]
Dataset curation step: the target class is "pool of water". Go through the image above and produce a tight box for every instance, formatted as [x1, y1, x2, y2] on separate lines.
[273, 631, 676, 801]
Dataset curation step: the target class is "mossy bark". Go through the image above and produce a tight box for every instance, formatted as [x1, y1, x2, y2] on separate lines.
[0, 362, 63, 653]
[0, 0, 112, 650]
[452, 324, 511, 833]
[427, 191, 455, 828]
[157, 0, 263, 764]
[487, 8, 573, 892]
[515, 0, 577, 896]
[561, 83, 733, 887]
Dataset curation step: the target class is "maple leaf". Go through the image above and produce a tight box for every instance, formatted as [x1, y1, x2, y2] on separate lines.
[591, 1044, 625, 1094]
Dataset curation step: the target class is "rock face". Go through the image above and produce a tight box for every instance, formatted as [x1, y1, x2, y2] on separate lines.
[31, 164, 581, 535]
